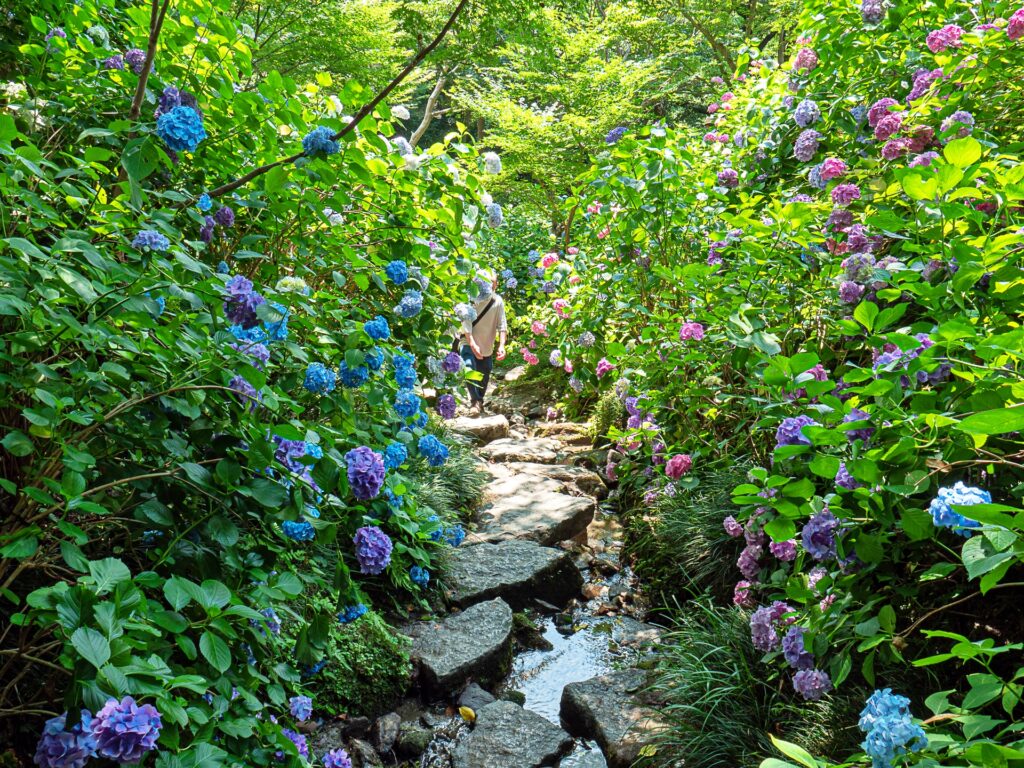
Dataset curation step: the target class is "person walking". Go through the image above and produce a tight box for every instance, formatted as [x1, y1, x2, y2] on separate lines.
[460, 270, 507, 416]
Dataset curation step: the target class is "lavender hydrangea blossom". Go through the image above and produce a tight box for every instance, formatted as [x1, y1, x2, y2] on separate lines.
[782, 626, 815, 670]
[802, 509, 839, 560]
[91, 697, 162, 764]
[33, 711, 97, 768]
[346, 447, 385, 500]
[793, 669, 832, 701]
[775, 415, 819, 447]
[794, 98, 821, 128]
[793, 129, 821, 162]
[353, 526, 392, 574]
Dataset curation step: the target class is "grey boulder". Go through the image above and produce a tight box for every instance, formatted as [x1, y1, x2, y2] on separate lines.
[479, 436, 561, 464]
[444, 540, 582, 609]
[560, 669, 667, 768]
[451, 700, 572, 768]
[404, 599, 513, 697]
[449, 414, 510, 443]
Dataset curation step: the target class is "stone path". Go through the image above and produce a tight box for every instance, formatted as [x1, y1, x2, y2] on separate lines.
[396, 385, 668, 768]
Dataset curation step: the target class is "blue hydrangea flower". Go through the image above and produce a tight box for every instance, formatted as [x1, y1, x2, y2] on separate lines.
[859, 690, 927, 768]
[338, 603, 368, 624]
[339, 362, 369, 388]
[443, 524, 465, 547]
[383, 442, 408, 470]
[197, 193, 212, 211]
[385, 260, 409, 284]
[353, 525, 392, 574]
[394, 289, 423, 318]
[304, 362, 337, 394]
[280, 729, 308, 760]
[364, 315, 391, 341]
[346, 447, 385, 500]
[302, 658, 328, 677]
[413, 410, 428, 429]
[289, 695, 313, 722]
[365, 346, 384, 372]
[282, 520, 315, 541]
[928, 482, 989, 537]
[305, 442, 323, 460]
[859, 689, 912, 731]
[132, 230, 169, 251]
[91, 696, 162, 763]
[394, 390, 420, 418]
[230, 324, 268, 343]
[264, 301, 289, 341]
[33, 710, 97, 768]
[156, 106, 207, 152]
[486, 202, 504, 228]
[216, 260, 229, 274]
[394, 353, 417, 389]
[605, 126, 627, 144]
[418, 434, 449, 467]
[409, 565, 430, 587]
[302, 126, 339, 157]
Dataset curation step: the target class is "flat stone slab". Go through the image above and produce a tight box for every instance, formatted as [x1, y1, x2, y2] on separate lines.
[560, 670, 667, 768]
[444, 540, 583, 609]
[480, 437, 561, 464]
[503, 365, 528, 382]
[481, 471, 564, 503]
[449, 414, 510, 444]
[452, 700, 572, 768]
[593, 616, 664, 651]
[503, 462, 607, 499]
[404, 599, 513, 697]
[478, 488, 595, 546]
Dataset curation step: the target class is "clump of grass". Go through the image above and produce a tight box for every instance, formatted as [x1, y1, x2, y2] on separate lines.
[407, 422, 488, 517]
[640, 601, 862, 768]
[591, 388, 626, 444]
[628, 463, 751, 606]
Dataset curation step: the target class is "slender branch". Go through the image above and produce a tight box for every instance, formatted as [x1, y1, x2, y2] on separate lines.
[898, 581, 1024, 638]
[207, 0, 471, 199]
[129, 0, 173, 121]
[410, 69, 448, 147]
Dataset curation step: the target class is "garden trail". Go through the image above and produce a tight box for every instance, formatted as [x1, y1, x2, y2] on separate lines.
[407, 369, 670, 768]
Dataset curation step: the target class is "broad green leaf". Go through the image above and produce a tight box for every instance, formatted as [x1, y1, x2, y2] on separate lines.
[71, 626, 111, 668]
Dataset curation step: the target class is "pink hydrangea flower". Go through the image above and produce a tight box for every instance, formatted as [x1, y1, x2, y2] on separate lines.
[873, 112, 903, 141]
[881, 137, 911, 160]
[564, 360, 573, 374]
[521, 349, 539, 365]
[926, 24, 964, 53]
[553, 299, 571, 318]
[567, 246, 579, 255]
[596, 358, 614, 378]
[541, 253, 559, 268]
[867, 97, 898, 127]
[531, 320, 547, 335]
[597, 227, 610, 239]
[587, 202, 602, 214]
[1010, 8, 1024, 40]
[708, 103, 719, 114]
[793, 47, 818, 71]
[665, 453, 693, 480]
[819, 157, 847, 181]
[831, 183, 861, 206]
[907, 125, 935, 152]
[734, 580, 756, 608]
[568, 275, 582, 285]
[679, 322, 705, 341]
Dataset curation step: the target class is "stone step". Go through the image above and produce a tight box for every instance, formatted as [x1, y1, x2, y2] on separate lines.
[451, 700, 573, 768]
[502, 462, 607, 499]
[449, 414, 510, 444]
[404, 598, 513, 698]
[559, 670, 667, 768]
[443, 540, 583, 609]
[476, 486, 595, 546]
[479, 436, 562, 464]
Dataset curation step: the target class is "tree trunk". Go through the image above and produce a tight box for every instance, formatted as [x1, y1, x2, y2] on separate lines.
[410, 70, 447, 147]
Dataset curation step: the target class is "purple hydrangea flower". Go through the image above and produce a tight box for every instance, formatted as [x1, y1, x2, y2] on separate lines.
[280, 729, 308, 759]
[734, 580, 756, 608]
[839, 280, 865, 304]
[229, 375, 261, 411]
[836, 462, 860, 490]
[826, 207, 853, 232]
[750, 605, 780, 651]
[861, 0, 886, 24]
[793, 129, 821, 162]
[606, 126, 627, 144]
[737, 544, 763, 580]
[794, 98, 821, 128]
[124, 48, 146, 74]
[770, 539, 797, 561]
[867, 98, 898, 127]
[34, 711, 97, 768]
[103, 54, 124, 70]
[289, 696, 313, 721]
[831, 183, 861, 206]
[214, 206, 235, 227]
[437, 394, 456, 419]
[802, 509, 839, 560]
[843, 408, 874, 443]
[776, 415, 819, 447]
[723, 516, 743, 537]
[323, 749, 352, 768]
[941, 110, 975, 139]
[442, 352, 462, 372]
[782, 625, 815, 670]
[223, 275, 266, 329]
[353, 525, 392, 574]
[718, 168, 739, 188]
[91, 697, 162, 764]
[793, 669, 832, 700]
[132, 230, 169, 251]
[346, 447, 385, 500]
[200, 215, 216, 243]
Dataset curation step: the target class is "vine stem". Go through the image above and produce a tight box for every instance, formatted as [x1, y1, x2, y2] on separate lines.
[129, 0, 173, 121]
[206, 0, 471, 199]
[898, 581, 1024, 638]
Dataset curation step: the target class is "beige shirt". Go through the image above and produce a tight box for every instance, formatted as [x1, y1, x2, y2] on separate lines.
[467, 293, 507, 357]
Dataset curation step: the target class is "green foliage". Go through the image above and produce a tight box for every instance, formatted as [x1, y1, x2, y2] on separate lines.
[642, 601, 860, 768]
[406, 425, 488, 518]
[629, 464, 751, 606]
[291, 607, 411, 718]
[590, 387, 626, 445]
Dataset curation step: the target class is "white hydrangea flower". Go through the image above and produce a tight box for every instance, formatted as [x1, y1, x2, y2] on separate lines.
[1, 82, 27, 100]
[402, 154, 422, 170]
[392, 105, 410, 120]
[483, 151, 502, 174]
